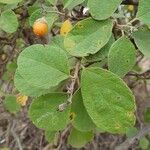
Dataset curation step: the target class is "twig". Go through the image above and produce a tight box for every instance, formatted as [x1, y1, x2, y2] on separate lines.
[58, 60, 81, 111]
[127, 70, 150, 80]
[56, 125, 72, 150]
[10, 120, 23, 150]
[115, 125, 150, 150]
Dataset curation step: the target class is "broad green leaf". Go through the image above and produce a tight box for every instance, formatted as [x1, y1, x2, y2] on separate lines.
[51, 35, 66, 50]
[108, 36, 136, 77]
[29, 93, 70, 131]
[71, 90, 96, 132]
[17, 44, 70, 89]
[81, 67, 136, 133]
[29, 9, 58, 28]
[4, 95, 21, 113]
[87, 0, 122, 20]
[68, 128, 94, 148]
[63, 0, 85, 10]
[14, 69, 58, 97]
[139, 137, 149, 150]
[85, 35, 115, 63]
[137, 0, 150, 25]
[45, 130, 56, 142]
[0, 0, 22, 4]
[0, 10, 18, 33]
[64, 18, 113, 57]
[51, 35, 77, 68]
[133, 28, 150, 58]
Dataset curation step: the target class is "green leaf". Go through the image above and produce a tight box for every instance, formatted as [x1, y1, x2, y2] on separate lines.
[126, 127, 138, 138]
[46, 0, 56, 5]
[144, 108, 150, 124]
[81, 67, 136, 133]
[29, 93, 70, 131]
[71, 90, 96, 132]
[17, 44, 70, 89]
[6, 61, 17, 73]
[137, 1, 150, 25]
[14, 69, 58, 97]
[46, 13, 58, 29]
[2, 71, 11, 81]
[68, 128, 94, 148]
[108, 36, 136, 77]
[45, 130, 56, 142]
[0, 10, 18, 33]
[2, 3, 18, 10]
[51, 35, 77, 68]
[51, 35, 66, 51]
[29, 9, 58, 28]
[29, 9, 42, 26]
[0, 0, 22, 4]
[64, 18, 113, 57]
[133, 28, 150, 58]
[28, 6, 40, 16]
[139, 137, 149, 150]
[85, 35, 115, 63]
[87, 0, 122, 20]
[63, 0, 85, 10]
[4, 95, 21, 113]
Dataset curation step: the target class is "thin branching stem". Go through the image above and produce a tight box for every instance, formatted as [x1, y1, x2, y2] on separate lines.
[58, 60, 81, 111]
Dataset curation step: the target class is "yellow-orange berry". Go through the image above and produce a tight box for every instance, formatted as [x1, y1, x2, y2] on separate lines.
[128, 5, 134, 11]
[16, 94, 28, 106]
[60, 20, 72, 36]
[33, 18, 48, 37]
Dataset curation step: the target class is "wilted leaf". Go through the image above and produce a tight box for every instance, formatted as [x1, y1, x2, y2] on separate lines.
[60, 20, 72, 36]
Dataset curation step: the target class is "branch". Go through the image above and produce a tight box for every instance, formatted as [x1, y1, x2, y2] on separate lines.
[10, 120, 23, 150]
[127, 70, 150, 80]
[115, 125, 150, 150]
[58, 60, 81, 111]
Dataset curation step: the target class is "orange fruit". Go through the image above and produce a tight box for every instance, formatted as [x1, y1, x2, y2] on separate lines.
[33, 17, 48, 37]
